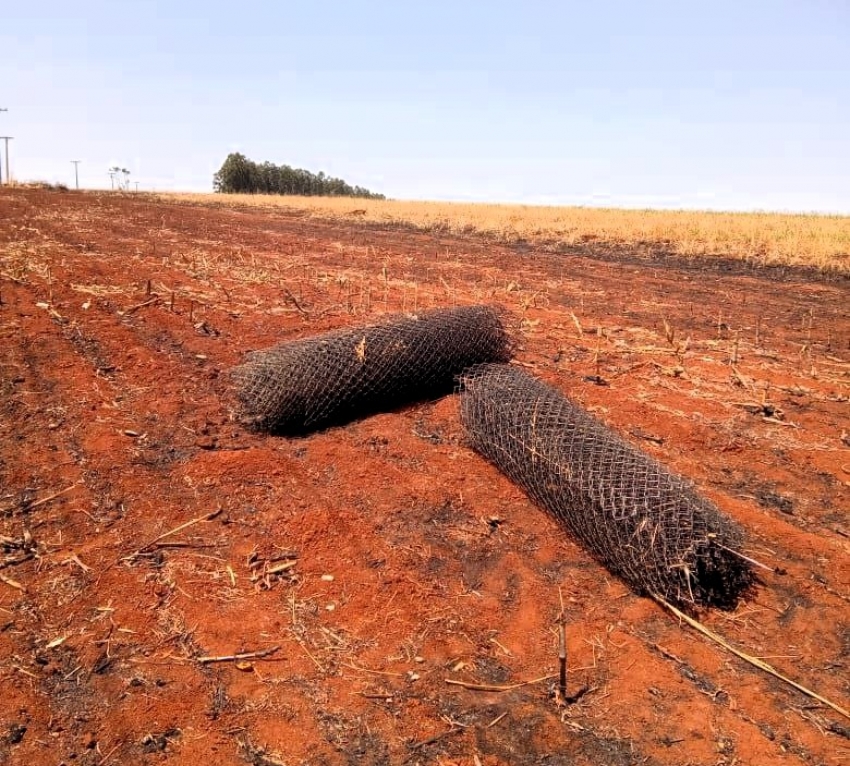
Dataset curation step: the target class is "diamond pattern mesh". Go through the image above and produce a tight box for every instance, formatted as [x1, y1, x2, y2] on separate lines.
[233, 305, 513, 435]
[459, 364, 753, 609]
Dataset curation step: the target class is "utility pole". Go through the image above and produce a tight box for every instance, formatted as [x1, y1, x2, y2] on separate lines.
[0, 137, 13, 185]
[0, 109, 8, 185]
[71, 160, 81, 190]
[134, 181, 139, 192]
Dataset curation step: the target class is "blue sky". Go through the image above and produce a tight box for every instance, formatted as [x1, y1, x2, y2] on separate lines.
[1, 1, 848, 212]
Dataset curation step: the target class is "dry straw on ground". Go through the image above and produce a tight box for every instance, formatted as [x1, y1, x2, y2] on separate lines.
[164, 193, 850, 274]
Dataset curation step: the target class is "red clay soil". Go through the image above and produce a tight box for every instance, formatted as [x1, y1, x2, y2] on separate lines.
[0, 188, 848, 766]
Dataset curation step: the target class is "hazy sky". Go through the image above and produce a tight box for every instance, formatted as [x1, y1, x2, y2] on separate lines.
[1, 1, 848, 211]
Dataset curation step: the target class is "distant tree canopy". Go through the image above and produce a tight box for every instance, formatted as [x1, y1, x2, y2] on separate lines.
[213, 153, 385, 199]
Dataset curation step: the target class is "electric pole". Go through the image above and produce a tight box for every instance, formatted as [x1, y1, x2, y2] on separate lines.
[0, 137, 12, 185]
[71, 160, 81, 190]
[0, 109, 8, 185]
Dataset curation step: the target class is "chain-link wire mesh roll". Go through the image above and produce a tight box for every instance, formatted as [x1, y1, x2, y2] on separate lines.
[459, 364, 753, 609]
[233, 305, 513, 435]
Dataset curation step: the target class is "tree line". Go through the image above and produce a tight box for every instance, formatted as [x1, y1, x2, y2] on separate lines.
[213, 153, 384, 199]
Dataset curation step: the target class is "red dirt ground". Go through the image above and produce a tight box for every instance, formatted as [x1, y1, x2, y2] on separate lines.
[0, 188, 848, 766]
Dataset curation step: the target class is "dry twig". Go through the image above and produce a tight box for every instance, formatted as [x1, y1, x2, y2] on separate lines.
[0, 573, 25, 591]
[445, 673, 559, 692]
[133, 509, 222, 554]
[121, 296, 159, 315]
[409, 727, 462, 751]
[0, 484, 78, 515]
[197, 646, 280, 664]
[654, 595, 850, 721]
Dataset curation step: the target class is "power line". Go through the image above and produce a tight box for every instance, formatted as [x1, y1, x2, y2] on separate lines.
[71, 160, 81, 190]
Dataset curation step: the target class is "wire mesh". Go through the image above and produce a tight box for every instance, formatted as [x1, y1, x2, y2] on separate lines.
[459, 364, 753, 609]
[233, 305, 513, 435]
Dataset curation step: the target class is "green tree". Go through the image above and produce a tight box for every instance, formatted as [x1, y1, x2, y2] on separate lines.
[213, 153, 255, 193]
[212, 153, 385, 199]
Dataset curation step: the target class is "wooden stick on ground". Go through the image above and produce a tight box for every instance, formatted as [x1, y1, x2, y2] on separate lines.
[557, 585, 567, 700]
[283, 287, 308, 315]
[0, 573, 25, 591]
[715, 544, 774, 573]
[342, 662, 403, 678]
[653, 595, 850, 721]
[1, 484, 79, 514]
[135, 509, 222, 553]
[558, 622, 567, 701]
[445, 673, 559, 693]
[121, 297, 159, 316]
[197, 646, 280, 664]
[408, 727, 462, 751]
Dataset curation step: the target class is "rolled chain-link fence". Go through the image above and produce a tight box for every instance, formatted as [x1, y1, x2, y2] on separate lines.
[233, 305, 513, 435]
[459, 364, 753, 609]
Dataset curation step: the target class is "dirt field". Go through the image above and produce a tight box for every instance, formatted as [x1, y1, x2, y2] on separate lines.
[167, 192, 850, 275]
[1, 188, 848, 766]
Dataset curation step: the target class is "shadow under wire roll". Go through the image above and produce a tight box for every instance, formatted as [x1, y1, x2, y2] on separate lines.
[233, 305, 513, 435]
[459, 364, 753, 609]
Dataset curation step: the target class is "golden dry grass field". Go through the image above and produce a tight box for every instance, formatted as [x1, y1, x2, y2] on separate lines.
[164, 192, 850, 275]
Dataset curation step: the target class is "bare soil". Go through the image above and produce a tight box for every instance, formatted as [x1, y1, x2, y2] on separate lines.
[1, 188, 848, 766]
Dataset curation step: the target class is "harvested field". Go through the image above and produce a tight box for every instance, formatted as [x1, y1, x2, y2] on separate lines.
[167, 192, 850, 275]
[0, 187, 848, 766]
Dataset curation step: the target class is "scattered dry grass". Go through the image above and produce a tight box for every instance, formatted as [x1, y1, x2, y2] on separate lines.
[162, 193, 850, 275]
[5, 180, 70, 192]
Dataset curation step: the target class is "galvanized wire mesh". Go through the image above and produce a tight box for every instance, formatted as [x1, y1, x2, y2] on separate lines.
[459, 364, 753, 609]
[233, 305, 513, 435]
